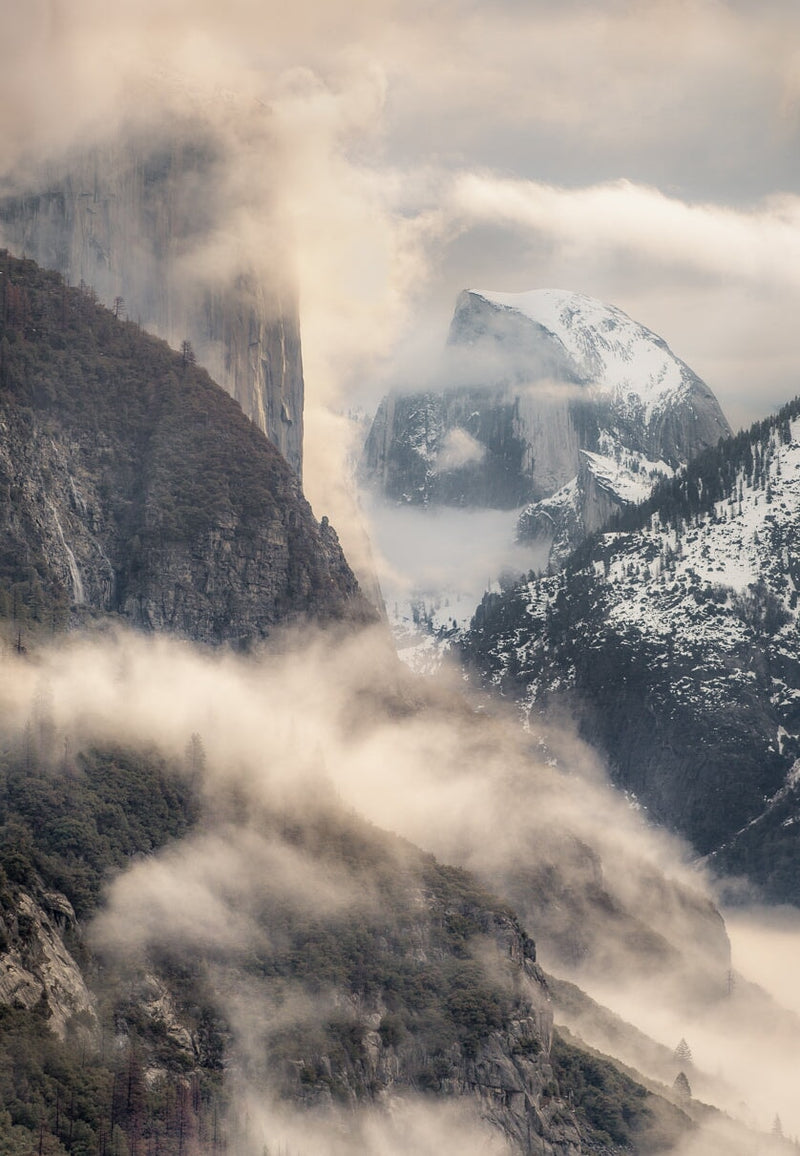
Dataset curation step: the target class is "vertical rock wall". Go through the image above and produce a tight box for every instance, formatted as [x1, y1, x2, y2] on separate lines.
[0, 136, 304, 475]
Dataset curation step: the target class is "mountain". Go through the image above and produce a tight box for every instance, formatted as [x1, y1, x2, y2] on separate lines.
[0, 660, 712, 1156]
[461, 397, 800, 901]
[0, 131, 304, 474]
[0, 251, 368, 645]
[362, 289, 730, 565]
[0, 251, 786, 1152]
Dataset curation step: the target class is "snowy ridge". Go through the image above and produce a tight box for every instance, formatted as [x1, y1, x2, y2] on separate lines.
[471, 288, 698, 422]
[580, 444, 674, 507]
[517, 439, 675, 565]
[463, 402, 800, 894]
[494, 418, 800, 711]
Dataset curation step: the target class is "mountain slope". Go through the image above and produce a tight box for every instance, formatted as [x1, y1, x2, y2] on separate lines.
[3, 701, 686, 1156]
[461, 398, 800, 899]
[0, 251, 369, 645]
[361, 290, 729, 564]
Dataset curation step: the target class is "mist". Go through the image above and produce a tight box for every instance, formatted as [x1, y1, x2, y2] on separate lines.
[3, 1, 800, 568]
[2, 623, 800, 1146]
[3, 2, 800, 1150]
[361, 497, 545, 642]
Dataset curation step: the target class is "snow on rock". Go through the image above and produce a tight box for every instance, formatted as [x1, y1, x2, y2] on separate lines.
[471, 288, 695, 423]
[463, 405, 800, 888]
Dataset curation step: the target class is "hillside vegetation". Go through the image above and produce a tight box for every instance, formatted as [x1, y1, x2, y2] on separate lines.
[0, 251, 369, 646]
[463, 399, 800, 899]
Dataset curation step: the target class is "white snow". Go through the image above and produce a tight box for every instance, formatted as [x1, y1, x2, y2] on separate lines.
[581, 446, 674, 506]
[471, 288, 693, 422]
[482, 416, 800, 722]
[581, 419, 800, 679]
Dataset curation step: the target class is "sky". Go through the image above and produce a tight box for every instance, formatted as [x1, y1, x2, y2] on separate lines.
[2, 0, 799, 449]
[3, 0, 799, 620]
[3, 6, 800, 1144]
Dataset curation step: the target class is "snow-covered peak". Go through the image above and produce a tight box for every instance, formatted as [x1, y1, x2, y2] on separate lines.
[469, 288, 697, 422]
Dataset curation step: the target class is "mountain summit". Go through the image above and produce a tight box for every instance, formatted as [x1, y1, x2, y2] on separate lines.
[362, 288, 730, 563]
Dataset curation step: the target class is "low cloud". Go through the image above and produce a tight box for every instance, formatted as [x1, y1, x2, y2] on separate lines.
[3, 624, 800, 1138]
[236, 1094, 514, 1156]
[91, 825, 370, 961]
[434, 427, 486, 473]
[450, 176, 800, 293]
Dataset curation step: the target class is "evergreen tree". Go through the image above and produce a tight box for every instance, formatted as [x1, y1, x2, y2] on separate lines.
[673, 1071, 691, 1103]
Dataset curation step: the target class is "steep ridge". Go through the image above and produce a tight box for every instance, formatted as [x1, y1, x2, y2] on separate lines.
[0, 251, 368, 645]
[462, 398, 800, 900]
[362, 289, 729, 565]
[0, 134, 304, 474]
[0, 252, 769, 1152]
[0, 705, 698, 1156]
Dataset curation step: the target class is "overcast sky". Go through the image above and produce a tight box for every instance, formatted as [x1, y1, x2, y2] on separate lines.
[2, 0, 799, 441]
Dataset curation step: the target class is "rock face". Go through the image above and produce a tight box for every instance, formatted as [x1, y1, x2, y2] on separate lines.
[0, 252, 370, 644]
[0, 134, 304, 474]
[0, 887, 94, 1039]
[282, 890, 583, 1156]
[462, 399, 800, 901]
[102, 800, 678, 1156]
[362, 289, 730, 563]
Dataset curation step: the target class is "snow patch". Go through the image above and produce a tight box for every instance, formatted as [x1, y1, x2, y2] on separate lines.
[471, 288, 695, 422]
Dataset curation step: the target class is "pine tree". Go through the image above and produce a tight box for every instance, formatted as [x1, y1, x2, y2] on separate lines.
[673, 1071, 691, 1102]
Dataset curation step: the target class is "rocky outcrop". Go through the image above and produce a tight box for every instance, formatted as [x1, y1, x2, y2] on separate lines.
[0, 133, 304, 474]
[0, 252, 371, 644]
[0, 887, 94, 1038]
[277, 907, 582, 1155]
[517, 448, 676, 568]
[93, 798, 595, 1155]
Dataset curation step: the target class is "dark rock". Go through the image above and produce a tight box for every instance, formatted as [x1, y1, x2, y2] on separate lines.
[0, 252, 371, 645]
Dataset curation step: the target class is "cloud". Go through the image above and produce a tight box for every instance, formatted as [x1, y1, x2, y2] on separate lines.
[450, 176, 800, 292]
[3, 0, 800, 558]
[3, 2, 800, 1146]
[434, 427, 486, 473]
[238, 1094, 515, 1156]
[0, 624, 728, 992]
[4, 623, 800, 1137]
[91, 825, 370, 960]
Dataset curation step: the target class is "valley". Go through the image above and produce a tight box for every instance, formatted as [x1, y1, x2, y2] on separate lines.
[2, 7, 800, 1150]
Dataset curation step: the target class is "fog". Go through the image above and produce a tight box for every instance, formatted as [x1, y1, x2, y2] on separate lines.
[361, 498, 545, 644]
[2, 623, 800, 1147]
[231, 1095, 514, 1156]
[3, 1, 800, 1150]
[3, 1, 800, 564]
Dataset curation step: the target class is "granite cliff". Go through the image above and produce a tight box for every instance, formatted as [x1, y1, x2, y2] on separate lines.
[362, 289, 730, 566]
[0, 131, 304, 474]
[0, 251, 368, 645]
